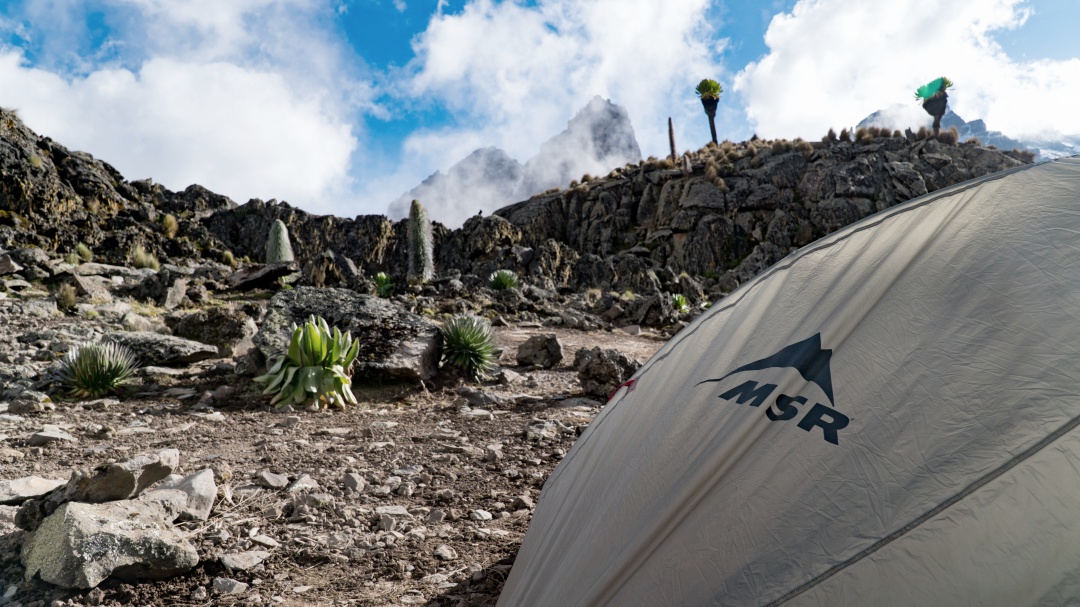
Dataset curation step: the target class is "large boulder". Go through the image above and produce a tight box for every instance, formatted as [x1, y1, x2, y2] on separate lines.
[516, 334, 564, 369]
[103, 331, 217, 366]
[254, 287, 441, 382]
[21, 500, 199, 589]
[574, 347, 641, 399]
[170, 306, 258, 358]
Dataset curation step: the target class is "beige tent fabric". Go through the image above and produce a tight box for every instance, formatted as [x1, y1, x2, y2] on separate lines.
[499, 157, 1080, 606]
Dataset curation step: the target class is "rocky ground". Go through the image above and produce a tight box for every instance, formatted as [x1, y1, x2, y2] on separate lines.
[0, 263, 669, 607]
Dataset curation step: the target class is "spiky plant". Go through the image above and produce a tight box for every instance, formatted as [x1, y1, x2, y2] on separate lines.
[265, 219, 295, 263]
[55, 342, 139, 399]
[440, 315, 495, 379]
[76, 243, 92, 263]
[55, 283, 77, 311]
[407, 200, 434, 283]
[131, 245, 160, 271]
[161, 214, 178, 239]
[695, 79, 723, 145]
[671, 293, 690, 314]
[253, 315, 360, 410]
[374, 272, 394, 298]
[489, 269, 520, 290]
[222, 250, 237, 268]
[915, 76, 953, 135]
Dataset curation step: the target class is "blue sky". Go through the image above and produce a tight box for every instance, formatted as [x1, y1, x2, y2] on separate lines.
[0, 0, 1077, 227]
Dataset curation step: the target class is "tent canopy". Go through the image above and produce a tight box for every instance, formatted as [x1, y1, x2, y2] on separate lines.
[499, 157, 1080, 606]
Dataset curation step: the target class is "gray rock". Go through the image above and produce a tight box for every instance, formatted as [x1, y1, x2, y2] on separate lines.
[286, 474, 320, 493]
[254, 287, 441, 382]
[469, 509, 493, 521]
[226, 262, 299, 291]
[213, 577, 249, 594]
[15, 449, 179, 531]
[0, 254, 23, 275]
[71, 274, 112, 302]
[21, 500, 199, 589]
[433, 544, 458, 561]
[574, 346, 641, 399]
[342, 473, 366, 493]
[525, 420, 559, 441]
[256, 470, 289, 489]
[515, 333, 564, 368]
[103, 331, 217, 366]
[27, 430, 75, 446]
[220, 550, 271, 571]
[171, 307, 258, 358]
[512, 495, 535, 510]
[9, 390, 52, 414]
[0, 476, 67, 505]
[143, 469, 216, 521]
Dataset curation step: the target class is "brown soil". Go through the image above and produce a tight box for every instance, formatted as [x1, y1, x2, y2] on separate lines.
[0, 322, 665, 607]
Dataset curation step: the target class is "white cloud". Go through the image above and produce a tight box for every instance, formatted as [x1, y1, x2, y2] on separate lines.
[393, 0, 407, 12]
[0, 0, 369, 214]
[0, 52, 356, 208]
[398, 0, 729, 224]
[734, 0, 1080, 140]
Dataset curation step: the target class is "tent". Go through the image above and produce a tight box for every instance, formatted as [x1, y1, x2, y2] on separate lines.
[499, 156, 1080, 606]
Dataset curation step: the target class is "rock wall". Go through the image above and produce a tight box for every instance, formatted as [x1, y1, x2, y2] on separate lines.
[0, 107, 1030, 297]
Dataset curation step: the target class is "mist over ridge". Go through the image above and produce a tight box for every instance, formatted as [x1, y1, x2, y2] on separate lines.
[387, 96, 641, 227]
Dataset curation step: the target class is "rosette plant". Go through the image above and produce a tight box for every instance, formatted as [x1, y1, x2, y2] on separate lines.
[915, 77, 953, 135]
[254, 315, 360, 409]
[695, 79, 723, 144]
[441, 315, 496, 379]
[56, 341, 139, 399]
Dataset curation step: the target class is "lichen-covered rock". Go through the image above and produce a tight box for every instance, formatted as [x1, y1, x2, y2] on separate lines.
[103, 331, 217, 366]
[170, 306, 257, 358]
[254, 287, 441, 382]
[21, 500, 198, 589]
[574, 346, 641, 399]
[516, 334, 564, 369]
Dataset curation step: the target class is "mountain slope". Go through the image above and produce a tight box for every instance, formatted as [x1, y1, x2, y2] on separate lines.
[387, 96, 641, 227]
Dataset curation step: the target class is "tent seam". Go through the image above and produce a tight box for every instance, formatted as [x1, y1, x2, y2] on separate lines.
[766, 407, 1080, 606]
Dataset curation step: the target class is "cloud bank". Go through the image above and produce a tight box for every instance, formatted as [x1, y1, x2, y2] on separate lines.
[735, 0, 1080, 140]
[0, 0, 364, 214]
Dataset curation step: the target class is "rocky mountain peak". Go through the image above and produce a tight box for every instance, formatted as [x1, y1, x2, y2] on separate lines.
[387, 96, 641, 227]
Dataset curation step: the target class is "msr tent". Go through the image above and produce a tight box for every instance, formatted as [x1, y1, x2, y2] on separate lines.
[499, 156, 1080, 606]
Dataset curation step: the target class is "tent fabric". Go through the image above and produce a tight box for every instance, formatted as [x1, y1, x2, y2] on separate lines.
[498, 156, 1080, 606]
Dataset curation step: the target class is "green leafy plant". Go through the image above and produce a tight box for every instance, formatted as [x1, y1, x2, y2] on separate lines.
[408, 199, 434, 283]
[253, 315, 360, 410]
[76, 243, 92, 263]
[265, 219, 295, 263]
[440, 315, 495, 379]
[671, 293, 690, 314]
[695, 79, 722, 100]
[161, 214, 178, 239]
[374, 272, 394, 298]
[55, 283, 77, 311]
[489, 269, 520, 290]
[55, 341, 139, 399]
[131, 245, 160, 270]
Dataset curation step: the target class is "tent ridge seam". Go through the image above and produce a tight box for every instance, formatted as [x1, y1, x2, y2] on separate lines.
[765, 406, 1080, 607]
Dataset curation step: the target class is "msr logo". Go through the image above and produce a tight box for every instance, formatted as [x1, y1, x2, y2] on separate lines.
[697, 334, 850, 445]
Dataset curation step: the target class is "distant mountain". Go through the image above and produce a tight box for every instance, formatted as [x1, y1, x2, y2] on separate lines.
[388, 96, 641, 227]
[858, 104, 1080, 161]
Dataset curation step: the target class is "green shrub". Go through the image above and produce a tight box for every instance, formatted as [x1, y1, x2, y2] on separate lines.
[222, 250, 237, 268]
[56, 283, 77, 311]
[407, 200, 434, 283]
[131, 245, 160, 271]
[489, 269, 520, 290]
[161, 214, 178, 239]
[76, 243, 92, 263]
[55, 342, 139, 399]
[253, 315, 360, 410]
[265, 219, 295, 263]
[671, 293, 690, 314]
[374, 272, 394, 298]
[440, 315, 495, 379]
[64, 251, 80, 266]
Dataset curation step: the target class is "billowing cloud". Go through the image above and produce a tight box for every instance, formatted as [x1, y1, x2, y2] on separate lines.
[0, 0, 367, 214]
[398, 0, 729, 222]
[735, 0, 1080, 140]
